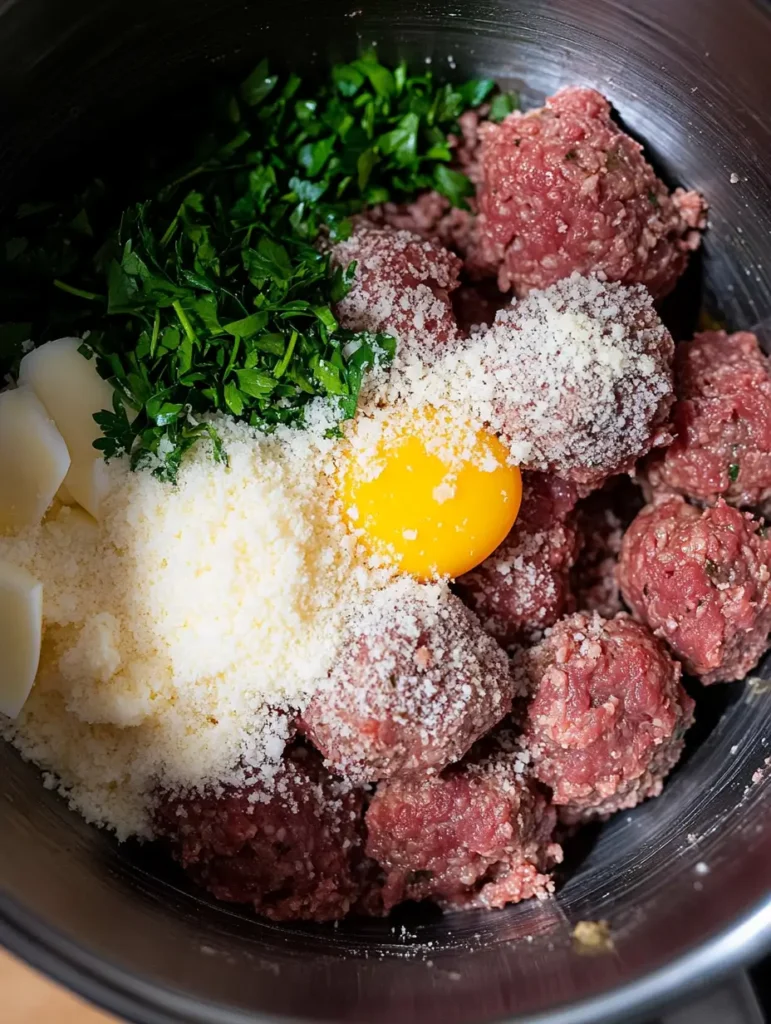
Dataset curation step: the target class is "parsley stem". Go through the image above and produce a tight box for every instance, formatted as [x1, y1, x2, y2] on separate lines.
[159, 216, 179, 248]
[53, 279, 103, 302]
[150, 310, 161, 358]
[224, 335, 241, 378]
[172, 301, 197, 345]
[274, 330, 297, 378]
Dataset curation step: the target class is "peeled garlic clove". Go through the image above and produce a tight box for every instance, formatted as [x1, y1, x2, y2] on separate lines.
[0, 560, 43, 719]
[55, 481, 76, 506]
[19, 338, 115, 519]
[0, 386, 71, 531]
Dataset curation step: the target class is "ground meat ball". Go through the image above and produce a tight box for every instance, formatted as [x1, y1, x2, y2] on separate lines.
[329, 221, 462, 356]
[154, 745, 369, 922]
[519, 612, 694, 823]
[468, 86, 706, 298]
[645, 331, 771, 509]
[456, 472, 580, 647]
[572, 477, 644, 618]
[618, 496, 771, 684]
[483, 273, 674, 487]
[302, 579, 514, 782]
[365, 733, 562, 911]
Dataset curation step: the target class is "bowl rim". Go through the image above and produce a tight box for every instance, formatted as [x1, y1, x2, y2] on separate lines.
[2, 888, 771, 1024]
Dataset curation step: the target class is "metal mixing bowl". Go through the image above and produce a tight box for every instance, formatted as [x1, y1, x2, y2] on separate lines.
[1, 1, 771, 1022]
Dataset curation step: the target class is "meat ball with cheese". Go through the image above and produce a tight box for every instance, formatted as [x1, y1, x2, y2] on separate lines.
[468, 86, 706, 298]
[154, 745, 371, 922]
[519, 611, 694, 823]
[618, 496, 771, 684]
[483, 273, 675, 488]
[365, 730, 562, 911]
[301, 579, 514, 782]
[644, 331, 771, 509]
[329, 221, 462, 357]
[456, 472, 580, 646]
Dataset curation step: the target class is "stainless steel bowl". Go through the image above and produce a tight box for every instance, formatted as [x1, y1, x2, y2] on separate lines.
[1, 2, 771, 1022]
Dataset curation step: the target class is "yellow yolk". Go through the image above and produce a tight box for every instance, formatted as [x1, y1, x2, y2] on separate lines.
[338, 409, 522, 580]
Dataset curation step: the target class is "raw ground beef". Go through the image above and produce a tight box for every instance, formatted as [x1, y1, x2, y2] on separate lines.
[519, 612, 694, 823]
[644, 331, 771, 510]
[302, 579, 514, 782]
[572, 477, 645, 618]
[370, 189, 477, 260]
[329, 221, 462, 357]
[619, 496, 771, 684]
[365, 730, 562, 911]
[467, 86, 706, 298]
[456, 472, 580, 646]
[482, 273, 675, 488]
[154, 745, 370, 922]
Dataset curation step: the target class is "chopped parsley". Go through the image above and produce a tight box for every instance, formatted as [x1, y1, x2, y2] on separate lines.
[0, 56, 515, 480]
[728, 462, 741, 482]
[488, 91, 519, 123]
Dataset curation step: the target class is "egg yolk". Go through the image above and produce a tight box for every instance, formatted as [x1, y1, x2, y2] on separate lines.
[338, 409, 522, 580]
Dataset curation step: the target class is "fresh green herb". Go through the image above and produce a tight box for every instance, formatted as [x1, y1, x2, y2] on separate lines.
[728, 462, 740, 482]
[0, 56, 515, 478]
[565, 150, 578, 161]
[488, 91, 519, 123]
[648, 189, 659, 207]
[705, 559, 719, 579]
[82, 196, 401, 479]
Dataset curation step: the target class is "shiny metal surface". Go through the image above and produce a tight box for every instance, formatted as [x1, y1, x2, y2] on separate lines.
[1, 2, 771, 1022]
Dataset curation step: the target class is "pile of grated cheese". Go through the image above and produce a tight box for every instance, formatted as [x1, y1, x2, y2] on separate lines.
[0, 412, 389, 838]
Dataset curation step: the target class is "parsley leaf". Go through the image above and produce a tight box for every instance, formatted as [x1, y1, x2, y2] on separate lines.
[489, 91, 519, 122]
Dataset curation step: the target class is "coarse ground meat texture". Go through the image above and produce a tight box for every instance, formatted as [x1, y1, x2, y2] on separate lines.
[572, 477, 644, 618]
[301, 579, 514, 782]
[482, 273, 674, 488]
[370, 190, 477, 258]
[365, 733, 562, 911]
[618, 496, 771, 684]
[329, 221, 462, 357]
[456, 472, 580, 647]
[468, 86, 706, 298]
[519, 612, 694, 823]
[644, 331, 771, 510]
[154, 745, 370, 922]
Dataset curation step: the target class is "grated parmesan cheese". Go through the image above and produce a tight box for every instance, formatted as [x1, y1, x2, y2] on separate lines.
[1, 416, 388, 838]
